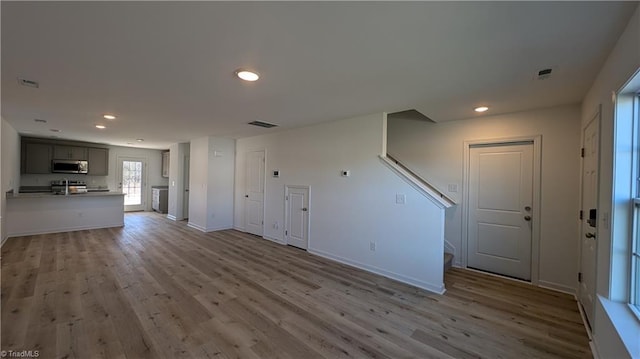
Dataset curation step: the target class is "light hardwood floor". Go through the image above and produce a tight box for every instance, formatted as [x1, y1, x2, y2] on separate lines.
[1, 212, 590, 358]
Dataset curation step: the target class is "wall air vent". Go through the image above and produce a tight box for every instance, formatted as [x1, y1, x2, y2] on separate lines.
[248, 121, 278, 128]
[18, 77, 39, 88]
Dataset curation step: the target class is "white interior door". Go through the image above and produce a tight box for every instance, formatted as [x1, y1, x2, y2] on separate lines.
[579, 112, 600, 328]
[118, 157, 146, 212]
[286, 186, 309, 250]
[245, 150, 265, 236]
[467, 143, 534, 280]
[183, 155, 190, 220]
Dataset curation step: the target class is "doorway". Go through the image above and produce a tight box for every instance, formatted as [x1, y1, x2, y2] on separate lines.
[118, 157, 147, 212]
[183, 155, 190, 220]
[578, 107, 600, 328]
[285, 185, 309, 250]
[245, 150, 265, 236]
[464, 139, 540, 281]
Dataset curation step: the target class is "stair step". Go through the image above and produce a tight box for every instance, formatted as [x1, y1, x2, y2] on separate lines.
[444, 253, 454, 272]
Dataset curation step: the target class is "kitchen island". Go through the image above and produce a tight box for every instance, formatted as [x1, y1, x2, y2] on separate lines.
[6, 191, 125, 236]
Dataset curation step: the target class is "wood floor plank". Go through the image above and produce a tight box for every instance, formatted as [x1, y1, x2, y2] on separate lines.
[1, 212, 591, 358]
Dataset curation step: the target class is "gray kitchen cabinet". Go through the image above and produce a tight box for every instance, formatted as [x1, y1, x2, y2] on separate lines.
[22, 142, 53, 174]
[161, 151, 170, 178]
[152, 187, 168, 213]
[87, 147, 109, 175]
[53, 145, 87, 160]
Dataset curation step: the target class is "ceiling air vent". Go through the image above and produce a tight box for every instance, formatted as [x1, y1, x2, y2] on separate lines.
[535, 68, 553, 80]
[248, 121, 278, 128]
[18, 77, 39, 88]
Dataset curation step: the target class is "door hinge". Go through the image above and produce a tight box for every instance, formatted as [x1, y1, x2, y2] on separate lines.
[285, 195, 288, 200]
[581, 148, 585, 157]
[578, 272, 582, 283]
[261, 220, 263, 225]
[285, 230, 288, 236]
[579, 210, 583, 220]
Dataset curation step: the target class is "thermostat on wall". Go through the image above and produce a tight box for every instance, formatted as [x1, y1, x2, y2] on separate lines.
[273, 170, 280, 178]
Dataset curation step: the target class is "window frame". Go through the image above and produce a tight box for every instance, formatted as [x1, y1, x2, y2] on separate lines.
[632, 93, 640, 319]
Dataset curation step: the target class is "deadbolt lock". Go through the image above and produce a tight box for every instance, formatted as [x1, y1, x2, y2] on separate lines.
[524, 215, 532, 221]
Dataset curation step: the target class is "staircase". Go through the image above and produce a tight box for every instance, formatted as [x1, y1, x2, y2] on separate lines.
[444, 253, 454, 272]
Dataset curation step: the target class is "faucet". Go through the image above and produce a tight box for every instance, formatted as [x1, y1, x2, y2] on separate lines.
[64, 178, 69, 195]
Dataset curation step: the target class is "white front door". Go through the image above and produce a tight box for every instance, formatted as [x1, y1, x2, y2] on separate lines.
[579, 110, 600, 328]
[183, 156, 190, 220]
[118, 157, 147, 212]
[467, 143, 534, 280]
[286, 186, 309, 250]
[245, 150, 265, 236]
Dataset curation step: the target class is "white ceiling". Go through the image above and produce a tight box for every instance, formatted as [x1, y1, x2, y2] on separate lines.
[2, 2, 636, 149]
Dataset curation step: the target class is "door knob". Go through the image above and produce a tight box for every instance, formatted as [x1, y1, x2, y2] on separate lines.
[301, 208, 308, 212]
[524, 215, 531, 221]
[245, 195, 249, 198]
[586, 232, 596, 239]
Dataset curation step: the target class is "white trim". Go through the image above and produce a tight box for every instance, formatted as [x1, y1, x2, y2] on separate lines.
[263, 235, 286, 245]
[233, 225, 245, 232]
[166, 214, 177, 221]
[187, 222, 233, 233]
[7, 222, 124, 237]
[461, 136, 542, 286]
[378, 155, 454, 208]
[309, 247, 446, 295]
[538, 280, 577, 295]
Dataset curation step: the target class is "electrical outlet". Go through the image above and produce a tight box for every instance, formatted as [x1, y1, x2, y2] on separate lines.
[448, 184, 458, 193]
[395, 194, 406, 204]
[273, 222, 279, 230]
[370, 242, 376, 251]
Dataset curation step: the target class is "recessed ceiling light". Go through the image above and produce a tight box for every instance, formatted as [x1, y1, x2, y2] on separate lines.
[49, 129, 61, 132]
[235, 69, 260, 82]
[474, 106, 489, 113]
[95, 124, 106, 129]
[136, 138, 144, 142]
[103, 114, 117, 120]
[34, 119, 47, 123]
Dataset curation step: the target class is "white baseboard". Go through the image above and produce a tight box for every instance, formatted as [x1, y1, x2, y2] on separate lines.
[166, 214, 177, 221]
[187, 222, 233, 233]
[233, 225, 245, 232]
[263, 235, 286, 245]
[7, 222, 124, 237]
[309, 248, 445, 295]
[538, 280, 576, 295]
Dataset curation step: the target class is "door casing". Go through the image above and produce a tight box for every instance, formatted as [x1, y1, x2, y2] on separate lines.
[462, 136, 542, 285]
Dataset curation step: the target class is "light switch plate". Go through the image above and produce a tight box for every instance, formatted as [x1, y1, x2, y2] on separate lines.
[396, 193, 406, 204]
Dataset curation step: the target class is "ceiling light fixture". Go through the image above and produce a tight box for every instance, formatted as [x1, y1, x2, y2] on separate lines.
[103, 114, 117, 120]
[34, 119, 47, 123]
[95, 124, 106, 129]
[49, 129, 60, 132]
[235, 69, 260, 82]
[136, 138, 144, 142]
[474, 106, 489, 113]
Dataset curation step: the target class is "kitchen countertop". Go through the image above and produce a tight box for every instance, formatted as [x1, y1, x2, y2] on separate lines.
[7, 191, 125, 199]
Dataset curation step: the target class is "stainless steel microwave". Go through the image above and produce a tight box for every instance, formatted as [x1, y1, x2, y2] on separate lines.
[52, 159, 88, 174]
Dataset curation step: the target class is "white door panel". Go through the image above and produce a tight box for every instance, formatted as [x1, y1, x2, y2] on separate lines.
[286, 186, 309, 250]
[468, 143, 533, 280]
[579, 111, 600, 328]
[245, 151, 265, 236]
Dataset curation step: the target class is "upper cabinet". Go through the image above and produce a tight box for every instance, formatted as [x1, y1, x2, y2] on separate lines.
[21, 137, 109, 175]
[162, 151, 170, 178]
[53, 145, 87, 160]
[22, 142, 53, 174]
[87, 147, 109, 175]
